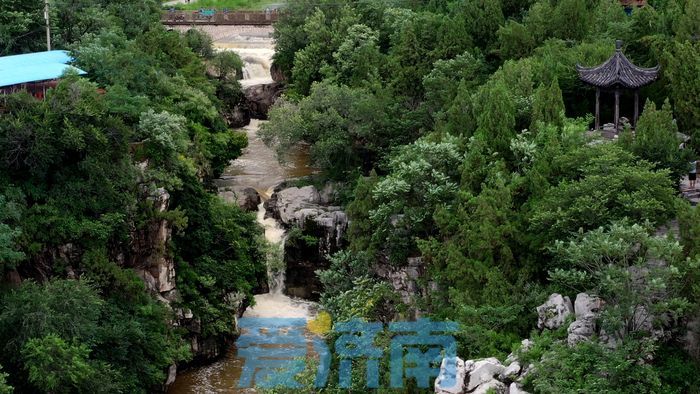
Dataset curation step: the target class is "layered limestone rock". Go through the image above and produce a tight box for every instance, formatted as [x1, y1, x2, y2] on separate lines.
[135, 188, 176, 296]
[375, 257, 433, 318]
[265, 183, 348, 300]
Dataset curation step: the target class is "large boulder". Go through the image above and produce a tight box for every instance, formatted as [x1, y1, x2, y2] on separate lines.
[499, 361, 522, 383]
[466, 358, 505, 392]
[237, 187, 261, 212]
[574, 293, 602, 320]
[435, 357, 466, 394]
[537, 293, 574, 330]
[244, 82, 284, 119]
[567, 293, 603, 346]
[266, 185, 348, 300]
[567, 317, 596, 346]
[224, 104, 251, 128]
[266, 185, 321, 225]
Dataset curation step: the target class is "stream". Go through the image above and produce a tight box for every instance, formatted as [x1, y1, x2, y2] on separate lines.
[168, 28, 318, 394]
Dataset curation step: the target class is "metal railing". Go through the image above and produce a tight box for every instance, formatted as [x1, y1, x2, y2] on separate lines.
[161, 9, 280, 25]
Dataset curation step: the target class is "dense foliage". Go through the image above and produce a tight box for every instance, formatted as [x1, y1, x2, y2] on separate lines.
[262, 0, 700, 392]
[0, 0, 265, 392]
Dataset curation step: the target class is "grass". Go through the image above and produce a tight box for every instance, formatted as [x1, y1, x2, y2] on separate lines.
[168, 0, 285, 11]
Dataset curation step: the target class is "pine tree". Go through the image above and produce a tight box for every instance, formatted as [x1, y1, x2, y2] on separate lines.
[530, 78, 565, 132]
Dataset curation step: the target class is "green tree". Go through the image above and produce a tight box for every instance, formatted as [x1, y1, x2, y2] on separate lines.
[624, 99, 687, 181]
[21, 334, 120, 394]
[452, 0, 505, 49]
[0, 191, 24, 270]
[526, 340, 662, 393]
[530, 78, 565, 132]
[664, 41, 700, 146]
[529, 144, 679, 245]
[473, 79, 517, 158]
[0, 366, 12, 394]
[323, 24, 382, 89]
[368, 136, 463, 263]
[0, 0, 44, 55]
[260, 82, 402, 180]
[549, 222, 690, 338]
[211, 51, 243, 81]
[497, 20, 537, 60]
[675, 0, 700, 41]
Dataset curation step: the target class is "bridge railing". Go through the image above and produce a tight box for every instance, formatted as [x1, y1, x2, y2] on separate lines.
[162, 9, 280, 25]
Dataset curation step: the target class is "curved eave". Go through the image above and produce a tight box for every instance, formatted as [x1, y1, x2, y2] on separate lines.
[575, 52, 660, 89]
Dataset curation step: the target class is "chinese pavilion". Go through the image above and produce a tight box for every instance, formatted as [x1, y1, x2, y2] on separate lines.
[576, 40, 659, 131]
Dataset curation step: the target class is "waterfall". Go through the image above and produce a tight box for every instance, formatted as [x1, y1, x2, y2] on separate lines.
[236, 49, 274, 87]
[255, 192, 285, 294]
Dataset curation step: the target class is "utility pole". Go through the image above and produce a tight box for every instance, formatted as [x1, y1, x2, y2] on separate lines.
[44, 0, 51, 51]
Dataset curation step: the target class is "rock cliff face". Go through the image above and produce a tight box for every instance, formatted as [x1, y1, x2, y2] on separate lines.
[132, 187, 248, 387]
[375, 257, 434, 318]
[134, 188, 176, 299]
[264, 183, 348, 300]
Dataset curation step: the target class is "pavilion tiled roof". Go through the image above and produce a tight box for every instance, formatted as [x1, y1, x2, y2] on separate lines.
[576, 41, 659, 89]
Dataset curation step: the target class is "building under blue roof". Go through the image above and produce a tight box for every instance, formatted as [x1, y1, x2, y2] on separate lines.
[0, 50, 86, 88]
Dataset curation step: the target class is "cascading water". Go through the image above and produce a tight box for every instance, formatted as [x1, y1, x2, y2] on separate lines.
[168, 26, 317, 394]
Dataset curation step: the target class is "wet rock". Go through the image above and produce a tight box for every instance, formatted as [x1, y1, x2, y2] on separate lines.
[267, 185, 348, 301]
[244, 82, 284, 119]
[164, 364, 177, 389]
[270, 61, 287, 83]
[237, 187, 261, 211]
[435, 357, 466, 394]
[537, 293, 573, 330]
[224, 104, 251, 128]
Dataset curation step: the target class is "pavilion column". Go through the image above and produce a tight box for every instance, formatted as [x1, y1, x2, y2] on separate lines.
[633, 90, 639, 128]
[614, 89, 620, 132]
[595, 88, 600, 130]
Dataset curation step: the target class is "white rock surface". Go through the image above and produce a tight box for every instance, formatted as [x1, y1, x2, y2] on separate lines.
[537, 293, 574, 330]
[472, 379, 507, 394]
[275, 186, 321, 224]
[574, 293, 602, 319]
[435, 357, 466, 394]
[567, 316, 596, 346]
[466, 358, 505, 392]
[499, 361, 522, 382]
[509, 382, 530, 394]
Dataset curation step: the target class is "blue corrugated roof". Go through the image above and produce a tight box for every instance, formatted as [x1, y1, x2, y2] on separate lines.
[0, 50, 86, 88]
